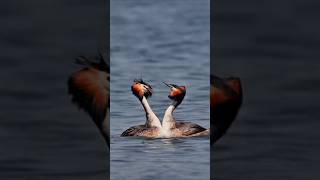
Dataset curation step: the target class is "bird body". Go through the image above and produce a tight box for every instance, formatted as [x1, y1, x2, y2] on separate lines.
[122, 80, 209, 138]
[68, 57, 242, 145]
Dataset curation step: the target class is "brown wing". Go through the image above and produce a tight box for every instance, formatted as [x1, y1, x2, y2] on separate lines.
[68, 64, 110, 145]
[121, 125, 145, 136]
[176, 122, 207, 136]
[121, 125, 159, 137]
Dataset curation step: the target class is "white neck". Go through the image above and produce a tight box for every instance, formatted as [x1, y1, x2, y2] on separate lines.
[141, 96, 161, 128]
[162, 100, 179, 132]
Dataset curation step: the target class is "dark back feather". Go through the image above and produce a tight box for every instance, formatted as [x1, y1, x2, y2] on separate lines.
[176, 122, 207, 136]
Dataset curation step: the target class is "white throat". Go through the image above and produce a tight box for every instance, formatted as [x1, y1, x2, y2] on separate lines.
[161, 101, 179, 136]
[141, 96, 162, 128]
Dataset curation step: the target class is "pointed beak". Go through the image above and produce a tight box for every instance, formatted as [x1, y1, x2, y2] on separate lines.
[163, 82, 173, 88]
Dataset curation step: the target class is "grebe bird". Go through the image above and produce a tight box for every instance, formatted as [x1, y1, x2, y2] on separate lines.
[68, 54, 110, 148]
[211, 75, 242, 144]
[162, 82, 209, 137]
[121, 79, 162, 137]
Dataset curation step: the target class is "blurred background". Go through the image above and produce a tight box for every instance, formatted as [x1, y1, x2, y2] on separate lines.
[212, 0, 320, 179]
[0, 1, 108, 180]
[110, 0, 210, 180]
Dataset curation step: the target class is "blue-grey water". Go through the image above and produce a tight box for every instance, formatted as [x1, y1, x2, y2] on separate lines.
[110, 1, 210, 180]
[2, 1, 320, 180]
[0, 1, 108, 180]
[212, 1, 320, 179]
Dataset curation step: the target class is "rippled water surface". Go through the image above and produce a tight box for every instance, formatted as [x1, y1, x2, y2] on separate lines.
[110, 1, 210, 180]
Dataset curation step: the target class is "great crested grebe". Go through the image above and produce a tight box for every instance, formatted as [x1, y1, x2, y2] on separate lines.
[211, 75, 242, 144]
[68, 54, 110, 148]
[121, 79, 162, 137]
[161, 82, 209, 138]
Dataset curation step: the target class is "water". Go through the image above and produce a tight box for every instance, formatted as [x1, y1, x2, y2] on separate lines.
[0, 1, 108, 180]
[110, 1, 210, 180]
[3, 1, 319, 180]
[212, 1, 320, 179]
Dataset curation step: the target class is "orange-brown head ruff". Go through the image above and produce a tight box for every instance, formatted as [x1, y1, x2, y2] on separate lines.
[210, 76, 242, 109]
[68, 54, 110, 147]
[131, 79, 152, 100]
[210, 75, 242, 144]
[163, 82, 186, 101]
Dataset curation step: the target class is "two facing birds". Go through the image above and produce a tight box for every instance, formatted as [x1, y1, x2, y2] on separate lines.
[68, 55, 242, 148]
[121, 79, 210, 138]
